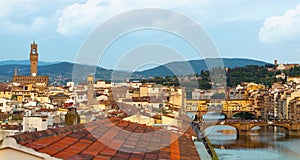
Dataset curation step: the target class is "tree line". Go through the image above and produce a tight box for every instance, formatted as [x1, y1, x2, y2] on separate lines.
[142, 65, 300, 89]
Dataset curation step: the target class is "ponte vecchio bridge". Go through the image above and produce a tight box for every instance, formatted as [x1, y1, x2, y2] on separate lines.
[187, 109, 258, 119]
[202, 120, 300, 137]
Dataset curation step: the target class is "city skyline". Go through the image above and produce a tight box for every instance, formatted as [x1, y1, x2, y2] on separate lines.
[1, 1, 300, 69]
[2, 2, 300, 160]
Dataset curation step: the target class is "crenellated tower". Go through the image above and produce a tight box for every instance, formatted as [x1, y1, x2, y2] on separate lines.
[30, 41, 38, 77]
[13, 40, 49, 94]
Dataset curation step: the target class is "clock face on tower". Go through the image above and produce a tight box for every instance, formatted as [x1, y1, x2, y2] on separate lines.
[32, 73, 37, 77]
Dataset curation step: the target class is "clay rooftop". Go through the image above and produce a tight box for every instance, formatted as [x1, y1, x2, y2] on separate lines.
[2, 117, 201, 160]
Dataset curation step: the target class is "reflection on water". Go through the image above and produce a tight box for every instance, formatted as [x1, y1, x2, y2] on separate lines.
[207, 126, 300, 160]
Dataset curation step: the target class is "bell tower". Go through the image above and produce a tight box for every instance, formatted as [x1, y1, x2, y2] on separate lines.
[30, 41, 38, 77]
[87, 75, 95, 105]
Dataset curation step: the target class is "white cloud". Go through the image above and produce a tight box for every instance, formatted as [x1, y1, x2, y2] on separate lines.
[259, 4, 300, 44]
[1, 0, 299, 38]
[0, 16, 55, 36]
[0, 0, 78, 35]
[0, 0, 36, 20]
[57, 0, 111, 35]
[57, 0, 300, 36]
[56, 0, 217, 36]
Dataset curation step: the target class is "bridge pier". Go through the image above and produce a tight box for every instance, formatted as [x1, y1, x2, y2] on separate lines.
[237, 130, 251, 139]
[286, 123, 300, 137]
[288, 130, 300, 137]
[199, 111, 206, 119]
[223, 111, 233, 119]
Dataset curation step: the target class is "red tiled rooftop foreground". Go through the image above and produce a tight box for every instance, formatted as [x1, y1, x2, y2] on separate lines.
[3, 117, 201, 160]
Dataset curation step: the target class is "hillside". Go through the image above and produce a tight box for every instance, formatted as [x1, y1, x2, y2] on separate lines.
[0, 58, 269, 84]
[137, 58, 268, 77]
[0, 60, 58, 66]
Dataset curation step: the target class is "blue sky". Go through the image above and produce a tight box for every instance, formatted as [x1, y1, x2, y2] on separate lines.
[1, 0, 300, 70]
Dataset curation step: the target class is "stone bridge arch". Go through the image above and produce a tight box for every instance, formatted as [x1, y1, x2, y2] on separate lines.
[248, 122, 290, 131]
[201, 121, 300, 138]
[204, 124, 239, 131]
[234, 122, 292, 137]
[203, 123, 241, 138]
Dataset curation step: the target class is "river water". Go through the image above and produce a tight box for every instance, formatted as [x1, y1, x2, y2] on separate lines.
[206, 125, 300, 160]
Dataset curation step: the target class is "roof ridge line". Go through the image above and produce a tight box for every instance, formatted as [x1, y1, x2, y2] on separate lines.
[11, 124, 85, 143]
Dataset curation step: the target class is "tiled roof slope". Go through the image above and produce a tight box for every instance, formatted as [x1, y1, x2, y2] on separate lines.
[11, 118, 201, 160]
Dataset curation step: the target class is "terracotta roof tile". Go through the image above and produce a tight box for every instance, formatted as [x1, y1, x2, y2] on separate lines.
[11, 125, 82, 144]
[93, 154, 111, 160]
[129, 152, 145, 159]
[68, 130, 88, 139]
[82, 133, 97, 142]
[39, 147, 61, 156]
[110, 156, 128, 160]
[11, 117, 201, 160]
[114, 130, 131, 140]
[108, 139, 124, 149]
[115, 151, 131, 158]
[53, 151, 77, 159]
[144, 151, 159, 159]
[24, 143, 44, 150]
[99, 147, 118, 157]
[73, 154, 94, 160]
[57, 139, 91, 155]
[82, 141, 103, 156]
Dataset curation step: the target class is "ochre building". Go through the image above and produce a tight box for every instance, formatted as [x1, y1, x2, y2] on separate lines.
[12, 41, 49, 90]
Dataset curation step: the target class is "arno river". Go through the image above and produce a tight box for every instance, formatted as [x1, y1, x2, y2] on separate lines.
[207, 125, 300, 160]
